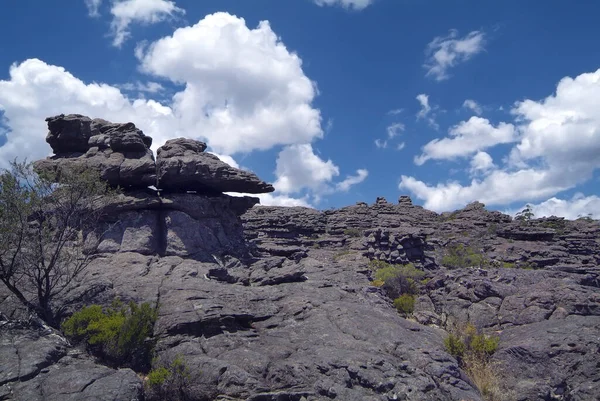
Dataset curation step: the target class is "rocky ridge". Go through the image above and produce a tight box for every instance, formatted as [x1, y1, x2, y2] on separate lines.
[1, 116, 599, 401]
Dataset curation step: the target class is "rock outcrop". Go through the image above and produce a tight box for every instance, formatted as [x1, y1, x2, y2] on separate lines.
[156, 138, 274, 194]
[34, 114, 156, 189]
[1, 115, 599, 401]
[33, 114, 275, 194]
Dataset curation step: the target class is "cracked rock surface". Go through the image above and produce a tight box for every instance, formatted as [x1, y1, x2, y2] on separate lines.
[1, 117, 599, 400]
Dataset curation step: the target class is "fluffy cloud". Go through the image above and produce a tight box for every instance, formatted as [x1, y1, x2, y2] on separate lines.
[110, 0, 185, 47]
[85, 0, 103, 17]
[0, 13, 325, 161]
[401, 69, 600, 213]
[313, 0, 375, 10]
[510, 194, 600, 220]
[0, 59, 176, 167]
[424, 30, 485, 81]
[400, 169, 570, 212]
[273, 144, 339, 194]
[273, 144, 367, 199]
[415, 117, 515, 165]
[139, 12, 323, 155]
[469, 151, 495, 174]
[463, 99, 482, 115]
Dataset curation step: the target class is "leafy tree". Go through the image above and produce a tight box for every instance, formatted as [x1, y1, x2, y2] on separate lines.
[515, 204, 535, 221]
[0, 161, 116, 326]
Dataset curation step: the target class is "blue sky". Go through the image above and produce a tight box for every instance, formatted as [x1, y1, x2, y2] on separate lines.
[1, 0, 600, 218]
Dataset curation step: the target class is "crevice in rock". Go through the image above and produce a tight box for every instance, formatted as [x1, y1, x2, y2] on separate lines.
[156, 197, 168, 257]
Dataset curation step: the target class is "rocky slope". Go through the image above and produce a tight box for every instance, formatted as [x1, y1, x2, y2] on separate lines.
[1, 116, 599, 401]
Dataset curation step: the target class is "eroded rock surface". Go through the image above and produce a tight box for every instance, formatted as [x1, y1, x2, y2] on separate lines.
[156, 138, 274, 194]
[2, 116, 599, 400]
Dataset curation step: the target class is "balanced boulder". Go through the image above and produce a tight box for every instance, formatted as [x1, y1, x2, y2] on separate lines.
[156, 138, 274, 194]
[34, 114, 156, 189]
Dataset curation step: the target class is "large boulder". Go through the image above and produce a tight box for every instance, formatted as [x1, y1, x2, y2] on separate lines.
[156, 138, 274, 194]
[34, 114, 156, 189]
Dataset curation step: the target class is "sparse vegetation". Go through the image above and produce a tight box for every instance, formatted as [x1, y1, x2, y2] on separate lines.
[343, 228, 362, 237]
[334, 250, 353, 260]
[368, 260, 425, 315]
[515, 204, 534, 221]
[444, 323, 502, 401]
[441, 244, 489, 269]
[0, 161, 117, 326]
[62, 299, 158, 371]
[393, 294, 415, 316]
[145, 354, 192, 401]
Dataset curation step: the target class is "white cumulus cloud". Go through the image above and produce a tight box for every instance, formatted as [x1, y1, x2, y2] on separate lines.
[110, 0, 185, 47]
[0, 59, 176, 167]
[401, 68, 600, 213]
[138, 12, 323, 155]
[415, 117, 515, 165]
[469, 151, 495, 174]
[424, 30, 486, 81]
[510, 194, 600, 220]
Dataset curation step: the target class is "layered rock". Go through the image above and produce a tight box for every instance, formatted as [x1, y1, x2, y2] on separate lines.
[34, 114, 156, 189]
[34, 115, 275, 195]
[2, 114, 599, 400]
[156, 138, 274, 194]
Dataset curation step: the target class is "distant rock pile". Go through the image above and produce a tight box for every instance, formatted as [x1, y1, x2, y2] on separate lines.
[34, 114, 275, 194]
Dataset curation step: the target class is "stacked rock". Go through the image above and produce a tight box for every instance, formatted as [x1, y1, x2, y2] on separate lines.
[33, 114, 275, 195]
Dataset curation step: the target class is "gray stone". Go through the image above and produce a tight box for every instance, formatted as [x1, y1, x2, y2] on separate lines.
[156, 138, 275, 194]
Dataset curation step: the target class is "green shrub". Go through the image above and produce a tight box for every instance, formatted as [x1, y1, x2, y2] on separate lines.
[444, 323, 502, 401]
[147, 367, 170, 387]
[343, 228, 362, 237]
[444, 333, 466, 358]
[501, 262, 516, 269]
[374, 265, 402, 282]
[444, 323, 499, 362]
[470, 334, 499, 356]
[62, 299, 158, 371]
[441, 244, 489, 269]
[145, 355, 191, 401]
[393, 294, 415, 316]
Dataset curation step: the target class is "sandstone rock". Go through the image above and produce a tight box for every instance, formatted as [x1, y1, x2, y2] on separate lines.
[156, 138, 274, 194]
[35, 114, 156, 189]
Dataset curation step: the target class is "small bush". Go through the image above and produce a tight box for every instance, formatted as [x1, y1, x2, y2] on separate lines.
[501, 262, 516, 269]
[145, 355, 191, 401]
[444, 323, 502, 400]
[343, 228, 362, 237]
[470, 334, 499, 356]
[370, 262, 426, 300]
[441, 244, 489, 269]
[62, 299, 158, 371]
[444, 333, 466, 358]
[393, 294, 415, 316]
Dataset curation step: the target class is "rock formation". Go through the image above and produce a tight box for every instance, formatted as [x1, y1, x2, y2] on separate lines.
[33, 114, 275, 194]
[1, 115, 599, 400]
[156, 138, 274, 194]
[34, 114, 156, 189]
